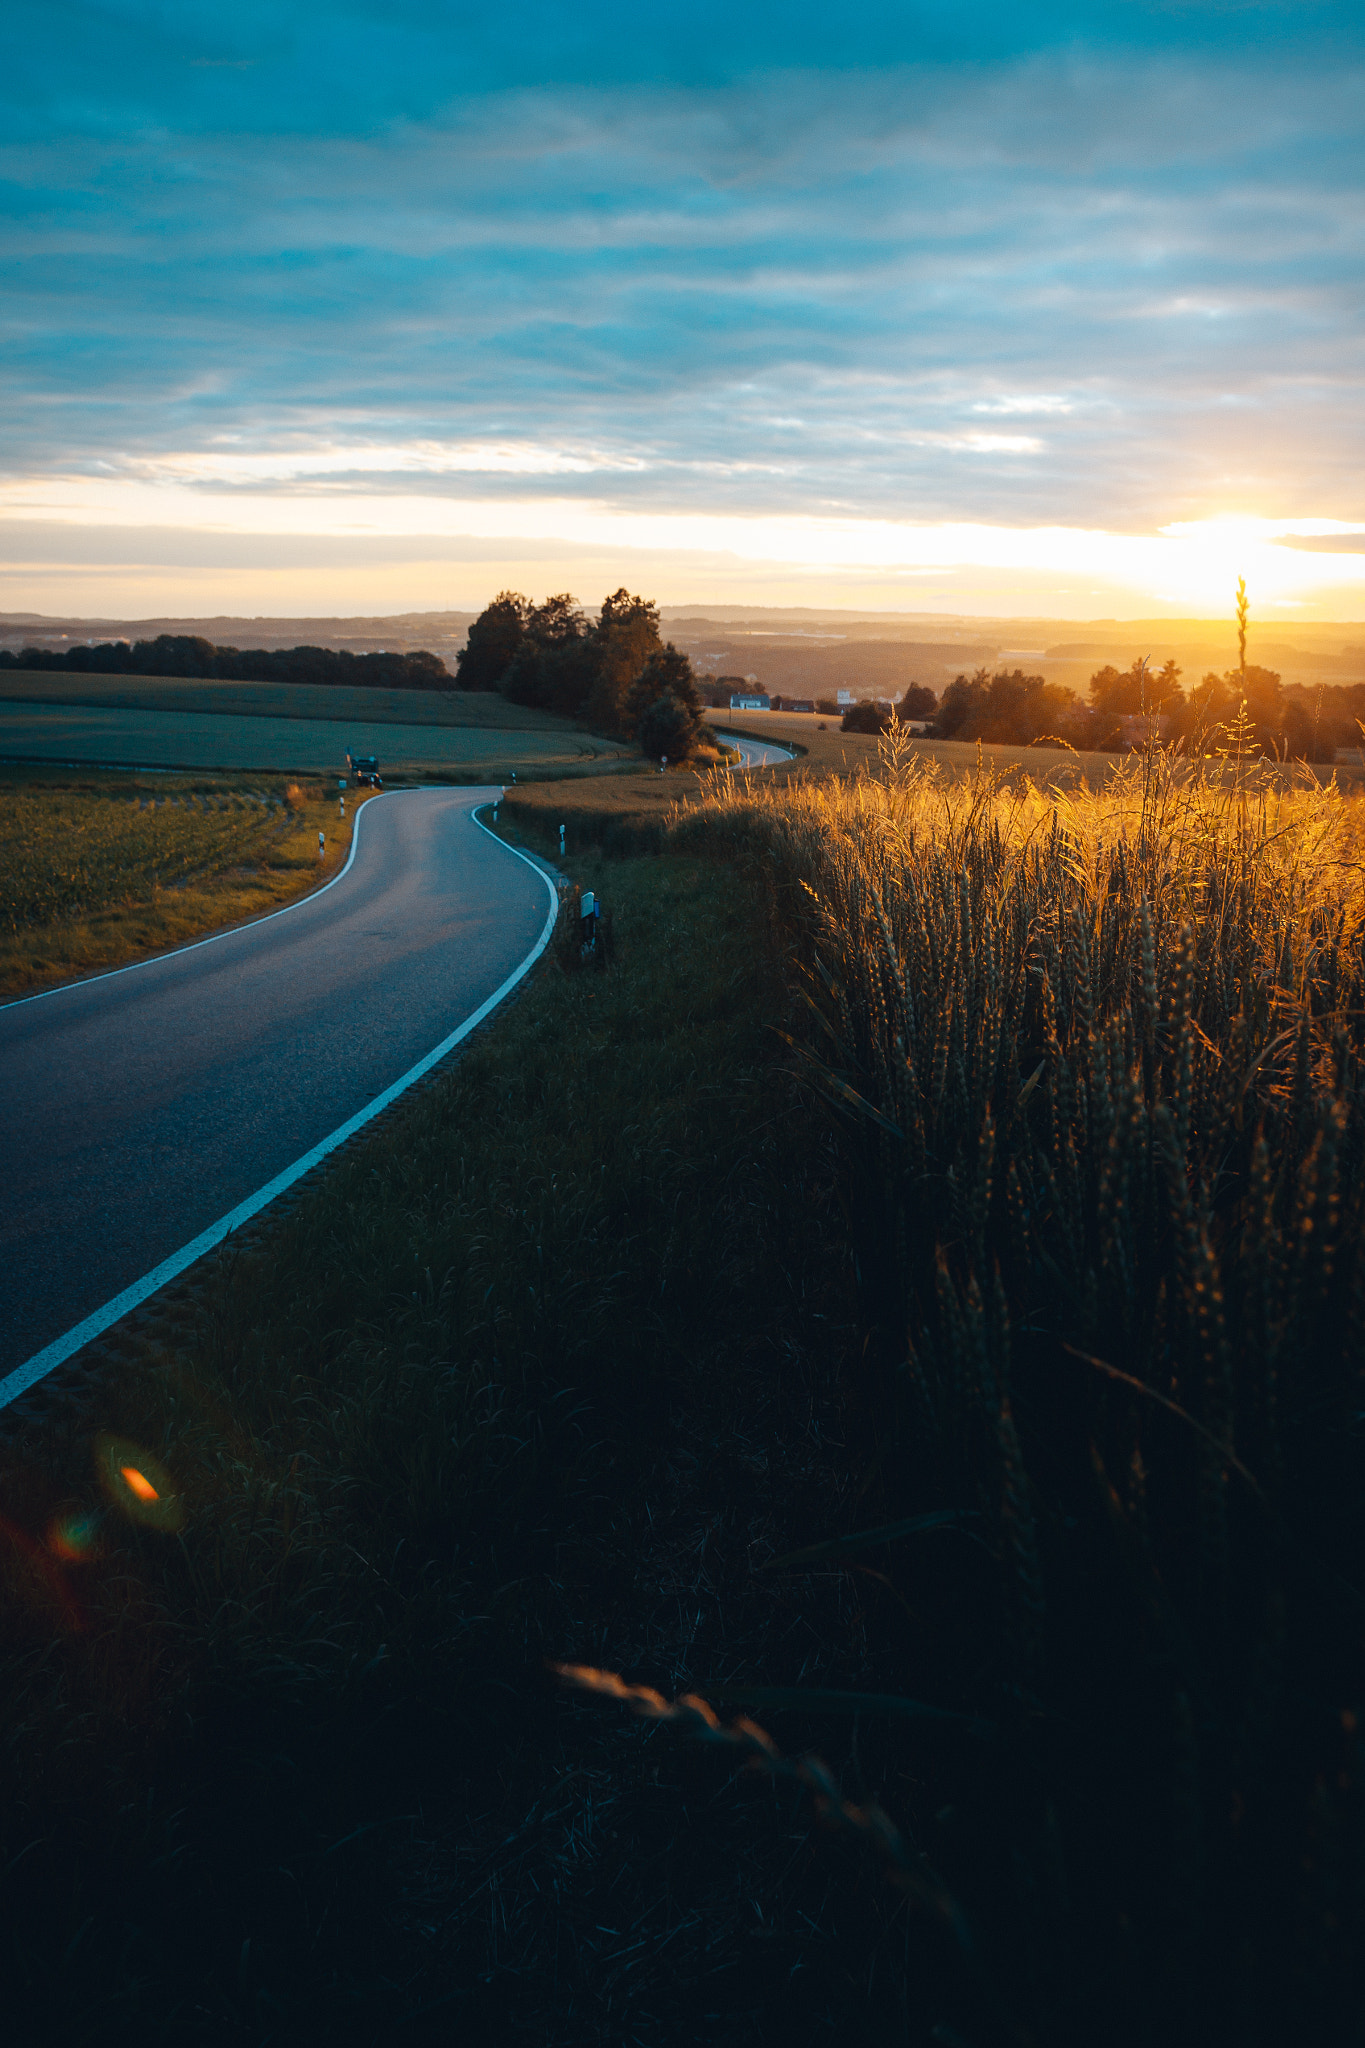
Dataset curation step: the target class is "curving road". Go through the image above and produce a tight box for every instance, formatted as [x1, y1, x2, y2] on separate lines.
[1, 788, 552, 1391]
[719, 731, 797, 769]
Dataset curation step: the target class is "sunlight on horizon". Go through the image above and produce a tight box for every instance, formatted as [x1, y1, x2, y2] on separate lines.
[3, 468, 1363, 620]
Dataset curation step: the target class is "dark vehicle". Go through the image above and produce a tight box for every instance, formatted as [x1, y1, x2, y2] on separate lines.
[345, 752, 383, 788]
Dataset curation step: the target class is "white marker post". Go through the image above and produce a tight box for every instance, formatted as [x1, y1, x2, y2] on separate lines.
[318, 830, 325, 861]
[661, 754, 667, 774]
[558, 823, 566, 857]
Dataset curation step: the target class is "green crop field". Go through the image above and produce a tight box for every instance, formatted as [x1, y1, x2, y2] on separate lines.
[0, 699, 631, 777]
[0, 764, 374, 997]
[0, 668, 579, 731]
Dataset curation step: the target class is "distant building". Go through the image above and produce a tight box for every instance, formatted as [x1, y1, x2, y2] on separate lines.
[730, 692, 770, 710]
[788, 699, 815, 713]
[836, 689, 855, 705]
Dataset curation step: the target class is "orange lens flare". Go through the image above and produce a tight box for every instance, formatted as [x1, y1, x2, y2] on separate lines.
[93, 1435, 185, 1532]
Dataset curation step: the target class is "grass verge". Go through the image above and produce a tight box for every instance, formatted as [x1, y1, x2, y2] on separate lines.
[0, 840, 902, 2047]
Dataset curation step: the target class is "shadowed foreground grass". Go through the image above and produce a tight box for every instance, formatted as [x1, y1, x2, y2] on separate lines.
[0, 847, 897, 2047]
[10, 739, 1365, 2045]
[660, 737, 1365, 2045]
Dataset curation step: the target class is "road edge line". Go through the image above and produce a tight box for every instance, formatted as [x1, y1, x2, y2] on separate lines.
[0, 810, 557, 1412]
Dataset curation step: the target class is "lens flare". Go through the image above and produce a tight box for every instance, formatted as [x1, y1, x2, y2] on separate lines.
[0, 1513, 85, 1630]
[47, 1509, 102, 1561]
[94, 1435, 184, 1532]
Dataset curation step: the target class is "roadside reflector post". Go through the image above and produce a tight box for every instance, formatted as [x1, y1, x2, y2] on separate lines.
[318, 830, 325, 861]
[559, 823, 565, 856]
[661, 754, 667, 774]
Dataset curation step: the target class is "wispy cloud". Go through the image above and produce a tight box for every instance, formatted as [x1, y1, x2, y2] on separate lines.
[2, 7, 1363, 612]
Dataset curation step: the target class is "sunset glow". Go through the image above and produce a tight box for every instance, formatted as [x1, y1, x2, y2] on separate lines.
[3, 3, 1361, 622]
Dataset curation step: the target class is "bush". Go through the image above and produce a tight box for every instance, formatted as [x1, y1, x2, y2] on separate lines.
[840, 700, 889, 735]
[636, 685, 703, 761]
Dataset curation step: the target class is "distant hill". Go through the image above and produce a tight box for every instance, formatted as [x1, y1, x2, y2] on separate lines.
[4, 605, 1362, 701]
[0, 610, 478, 657]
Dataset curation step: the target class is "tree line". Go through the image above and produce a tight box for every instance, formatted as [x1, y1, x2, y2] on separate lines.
[0, 635, 453, 692]
[842, 658, 1357, 762]
[457, 589, 707, 759]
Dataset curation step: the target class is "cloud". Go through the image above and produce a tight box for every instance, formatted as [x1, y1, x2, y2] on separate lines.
[1, 21, 1364, 612]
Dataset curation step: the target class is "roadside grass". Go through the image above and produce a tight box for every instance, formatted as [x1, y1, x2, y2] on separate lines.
[0, 765, 374, 997]
[0, 845, 896, 2046]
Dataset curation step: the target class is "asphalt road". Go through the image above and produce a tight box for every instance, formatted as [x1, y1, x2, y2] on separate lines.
[1, 786, 550, 1381]
[720, 732, 797, 768]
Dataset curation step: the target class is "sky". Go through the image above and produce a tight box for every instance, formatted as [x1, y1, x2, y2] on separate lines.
[3, 0, 1365, 622]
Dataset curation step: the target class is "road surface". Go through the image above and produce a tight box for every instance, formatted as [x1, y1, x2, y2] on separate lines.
[1, 787, 550, 1384]
[719, 731, 797, 768]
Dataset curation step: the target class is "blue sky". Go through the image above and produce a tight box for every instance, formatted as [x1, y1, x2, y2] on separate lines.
[3, 1, 1364, 618]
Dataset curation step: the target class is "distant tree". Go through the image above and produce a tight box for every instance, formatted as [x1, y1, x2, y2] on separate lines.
[896, 682, 937, 720]
[1174, 663, 1283, 751]
[841, 700, 889, 735]
[1088, 658, 1184, 717]
[931, 666, 1084, 748]
[585, 589, 663, 731]
[525, 594, 585, 646]
[455, 592, 528, 691]
[815, 697, 840, 715]
[931, 669, 991, 739]
[627, 644, 704, 757]
[637, 686, 703, 763]
[501, 595, 600, 716]
[0, 633, 453, 691]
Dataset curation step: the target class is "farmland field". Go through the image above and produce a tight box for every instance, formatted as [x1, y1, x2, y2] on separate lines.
[708, 704, 1365, 788]
[0, 668, 578, 731]
[0, 764, 375, 997]
[0, 700, 630, 777]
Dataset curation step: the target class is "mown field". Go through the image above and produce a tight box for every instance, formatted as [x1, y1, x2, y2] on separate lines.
[0, 668, 577, 730]
[0, 699, 632, 779]
[0, 764, 374, 997]
[4, 737, 1365, 2045]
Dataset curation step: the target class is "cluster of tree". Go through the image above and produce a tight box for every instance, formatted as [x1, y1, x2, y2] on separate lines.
[0, 635, 452, 691]
[908, 657, 1348, 763]
[1086, 657, 1343, 762]
[840, 684, 938, 735]
[929, 668, 1086, 747]
[456, 589, 706, 758]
